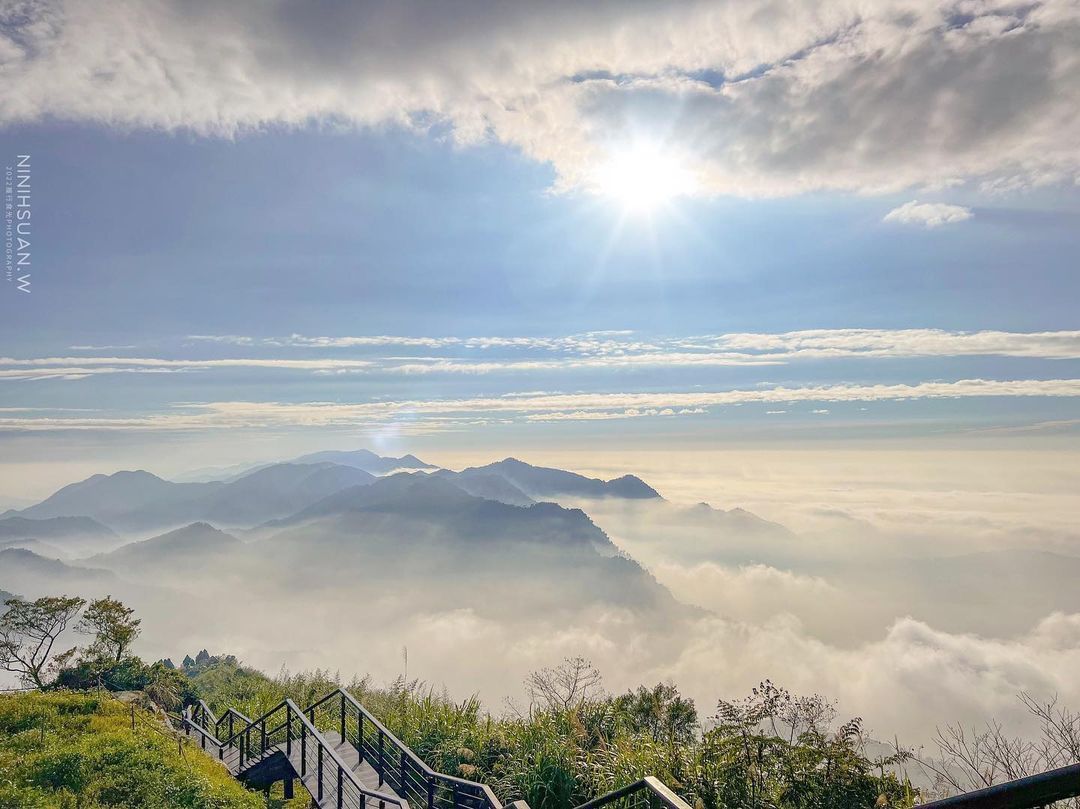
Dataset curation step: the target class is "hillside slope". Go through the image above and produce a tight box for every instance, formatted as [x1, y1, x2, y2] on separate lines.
[0, 690, 263, 807]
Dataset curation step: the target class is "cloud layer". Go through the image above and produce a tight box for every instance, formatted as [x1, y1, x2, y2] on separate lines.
[1, 377, 1078, 431]
[2, 1, 1078, 196]
[2, 328, 1078, 380]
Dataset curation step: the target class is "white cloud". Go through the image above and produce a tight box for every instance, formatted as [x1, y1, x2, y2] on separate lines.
[0, 377, 1077, 431]
[0, 355, 377, 380]
[64, 328, 1080, 380]
[884, 200, 975, 227]
[1, 1, 1077, 196]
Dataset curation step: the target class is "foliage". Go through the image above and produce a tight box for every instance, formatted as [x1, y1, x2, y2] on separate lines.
[610, 682, 698, 745]
[0, 595, 85, 688]
[188, 657, 918, 809]
[0, 689, 262, 808]
[52, 658, 197, 711]
[76, 596, 141, 664]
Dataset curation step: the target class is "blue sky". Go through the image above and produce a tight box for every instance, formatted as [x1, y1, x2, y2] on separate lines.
[1, 1, 1078, 496]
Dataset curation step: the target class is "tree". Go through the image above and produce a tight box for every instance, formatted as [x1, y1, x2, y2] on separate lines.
[920, 692, 1080, 799]
[0, 595, 85, 688]
[612, 682, 698, 744]
[526, 656, 604, 711]
[76, 595, 141, 663]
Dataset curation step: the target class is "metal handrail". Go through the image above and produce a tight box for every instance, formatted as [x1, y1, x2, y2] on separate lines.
[177, 712, 226, 753]
[187, 699, 218, 736]
[308, 688, 502, 809]
[227, 697, 408, 809]
[574, 777, 693, 809]
[919, 762, 1080, 808]
[214, 707, 253, 743]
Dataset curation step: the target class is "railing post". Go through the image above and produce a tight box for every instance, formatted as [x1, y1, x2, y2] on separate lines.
[301, 720, 307, 776]
[286, 713, 292, 756]
[452, 781, 458, 809]
[318, 743, 324, 801]
[358, 711, 364, 756]
[428, 776, 436, 809]
[338, 764, 344, 809]
[400, 750, 407, 794]
[378, 729, 385, 785]
[341, 693, 347, 744]
[260, 718, 266, 755]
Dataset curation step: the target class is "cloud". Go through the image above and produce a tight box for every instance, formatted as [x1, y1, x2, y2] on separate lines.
[0, 377, 1077, 431]
[22, 328, 1076, 381]
[2, 1, 1077, 196]
[0, 355, 376, 380]
[660, 612, 1080, 743]
[884, 200, 975, 227]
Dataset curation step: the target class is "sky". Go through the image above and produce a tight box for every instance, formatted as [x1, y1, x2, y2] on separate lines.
[0, 0, 1078, 499]
[1, 1, 1080, 747]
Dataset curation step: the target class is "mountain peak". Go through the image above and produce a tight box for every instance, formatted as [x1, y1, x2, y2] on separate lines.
[465, 458, 663, 501]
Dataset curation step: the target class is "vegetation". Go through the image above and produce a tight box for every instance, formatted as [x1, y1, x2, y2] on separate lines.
[76, 597, 141, 664]
[0, 595, 86, 689]
[0, 690, 262, 808]
[5, 594, 1076, 809]
[185, 657, 918, 809]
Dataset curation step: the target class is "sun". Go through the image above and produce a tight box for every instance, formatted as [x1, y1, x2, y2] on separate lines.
[592, 142, 697, 214]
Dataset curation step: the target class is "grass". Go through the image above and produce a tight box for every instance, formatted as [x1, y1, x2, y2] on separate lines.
[0, 690, 265, 808]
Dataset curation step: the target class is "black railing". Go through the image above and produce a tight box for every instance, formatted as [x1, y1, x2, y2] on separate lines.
[179, 708, 227, 754]
[919, 762, 1080, 808]
[188, 699, 217, 735]
[215, 706, 254, 743]
[217, 697, 409, 809]
[306, 688, 502, 809]
[575, 777, 693, 809]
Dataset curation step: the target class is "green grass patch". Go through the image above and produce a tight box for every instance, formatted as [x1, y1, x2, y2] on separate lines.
[0, 690, 263, 808]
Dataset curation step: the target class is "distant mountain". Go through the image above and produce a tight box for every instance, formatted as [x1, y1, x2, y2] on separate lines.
[16, 463, 376, 531]
[254, 473, 685, 618]
[0, 515, 120, 556]
[291, 449, 434, 476]
[196, 463, 375, 525]
[19, 470, 218, 529]
[431, 469, 534, 506]
[0, 537, 69, 559]
[0, 548, 116, 588]
[459, 458, 661, 500]
[0, 515, 116, 541]
[89, 522, 242, 571]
